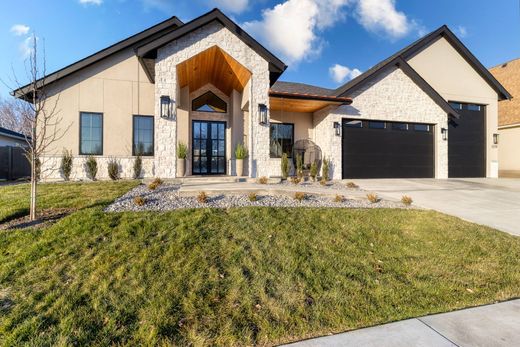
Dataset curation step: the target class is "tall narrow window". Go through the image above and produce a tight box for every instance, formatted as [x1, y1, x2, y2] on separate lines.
[133, 115, 154, 156]
[80, 112, 103, 155]
[270, 123, 294, 158]
[192, 91, 227, 113]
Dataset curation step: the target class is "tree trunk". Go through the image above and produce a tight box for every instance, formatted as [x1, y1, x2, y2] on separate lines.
[29, 125, 37, 221]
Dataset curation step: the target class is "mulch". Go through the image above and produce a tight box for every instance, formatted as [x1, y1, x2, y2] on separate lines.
[0, 208, 77, 231]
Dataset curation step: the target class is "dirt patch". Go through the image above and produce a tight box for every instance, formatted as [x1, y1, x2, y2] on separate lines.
[0, 208, 77, 230]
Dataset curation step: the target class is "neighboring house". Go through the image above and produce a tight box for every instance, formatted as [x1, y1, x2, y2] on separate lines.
[490, 59, 520, 177]
[13, 8, 510, 180]
[0, 127, 30, 180]
[0, 127, 27, 147]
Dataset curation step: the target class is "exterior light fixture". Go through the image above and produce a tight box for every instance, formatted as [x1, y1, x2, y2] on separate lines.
[258, 103, 268, 125]
[160, 95, 171, 119]
[333, 121, 341, 136]
[493, 133, 499, 145]
[441, 127, 448, 141]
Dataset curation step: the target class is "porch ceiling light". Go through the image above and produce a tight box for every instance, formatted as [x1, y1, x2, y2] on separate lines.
[258, 103, 268, 125]
[441, 127, 448, 141]
[160, 95, 171, 119]
[493, 133, 499, 145]
[333, 121, 341, 136]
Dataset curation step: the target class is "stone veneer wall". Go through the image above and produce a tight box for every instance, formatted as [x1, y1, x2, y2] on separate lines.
[155, 21, 271, 178]
[313, 66, 449, 180]
[39, 156, 154, 181]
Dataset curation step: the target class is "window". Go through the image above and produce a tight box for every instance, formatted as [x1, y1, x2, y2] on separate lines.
[392, 122, 408, 131]
[133, 115, 154, 156]
[449, 102, 462, 110]
[270, 123, 294, 158]
[344, 120, 362, 128]
[192, 91, 227, 113]
[80, 112, 103, 155]
[467, 104, 481, 111]
[414, 124, 430, 132]
[369, 121, 386, 129]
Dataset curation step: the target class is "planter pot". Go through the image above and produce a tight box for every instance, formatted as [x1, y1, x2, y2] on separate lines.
[236, 159, 244, 177]
[177, 158, 186, 177]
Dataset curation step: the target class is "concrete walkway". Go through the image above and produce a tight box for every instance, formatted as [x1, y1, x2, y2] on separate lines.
[284, 299, 520, 347]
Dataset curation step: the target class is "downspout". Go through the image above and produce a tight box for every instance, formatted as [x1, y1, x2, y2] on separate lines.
[248, 76, 254, 178]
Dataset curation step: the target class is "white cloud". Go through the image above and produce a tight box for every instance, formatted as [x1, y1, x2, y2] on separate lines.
[354, 0, 411, 39]
[243, 0, 351, 65]
[10, 24, 30, 36]
[329, 64, 362, 83]
[79, 0, 103, 5]
[211, 0, 249, 14]
[20, 36, 37, 59]
[455, 25, 467, 38]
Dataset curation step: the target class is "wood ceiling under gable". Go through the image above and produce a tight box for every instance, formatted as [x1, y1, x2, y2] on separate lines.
[177, 46, 251, 95]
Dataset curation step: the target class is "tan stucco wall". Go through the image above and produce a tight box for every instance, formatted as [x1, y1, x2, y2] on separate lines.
[408, 37, 500, 177]
[498, 125, 520, 176]
[42, 49, 155, 157]
[270, 110, 314, 141]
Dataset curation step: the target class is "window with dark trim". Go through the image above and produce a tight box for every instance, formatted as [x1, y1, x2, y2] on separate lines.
[467, 104, 481, 111]
[368, 121, 386, 129]
[414, 124, 430, 132]
[270, 123, 294, 158]
[133, 115, 154, 156]
[80, 112, 103, 155]
[344, 120, 362, 128]
[392, 122, 408, 131]
[192, 91, 227, 113]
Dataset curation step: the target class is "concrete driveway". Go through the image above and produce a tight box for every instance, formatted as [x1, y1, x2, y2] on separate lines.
[354, 178, 520, 236]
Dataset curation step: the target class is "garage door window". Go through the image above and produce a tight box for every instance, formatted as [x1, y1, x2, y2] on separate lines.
[368, 121, 386, 129]
[414, 124, 430, 132]
[344, 120, 362, 128]
[270, 123, 294, 158]
[392, 123, 408, 131]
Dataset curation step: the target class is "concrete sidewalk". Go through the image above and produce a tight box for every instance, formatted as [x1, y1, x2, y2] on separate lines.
[283, 299, 520, 347]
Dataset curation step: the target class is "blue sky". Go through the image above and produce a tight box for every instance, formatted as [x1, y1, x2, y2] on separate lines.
[1, 0, 519, 97]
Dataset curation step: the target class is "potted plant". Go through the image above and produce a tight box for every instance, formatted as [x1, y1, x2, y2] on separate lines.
[234, 143, 248, 176]
[177, 142, 188, 177]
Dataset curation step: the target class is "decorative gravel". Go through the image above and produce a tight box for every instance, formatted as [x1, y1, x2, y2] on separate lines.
[278, 179, 362, 191]
[105, 184, 411, 212]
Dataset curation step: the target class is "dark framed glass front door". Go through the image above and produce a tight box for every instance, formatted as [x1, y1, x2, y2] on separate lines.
[192, 120, 226, 175]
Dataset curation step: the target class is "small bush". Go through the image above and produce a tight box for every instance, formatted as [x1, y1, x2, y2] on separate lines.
[177, 142, 188, 159]
[290, 176, 301, 185]
[85, 155, 98, 181]
[334, 194, 344, 203]
[248, 192, 257, 202]
[296, 153, 303, 179]
[234, 143, 248, 159]
[152, 178, 164, 186]
[346, 181, 359, 189]
[367, 193, 379, 203]
[281, 153, 289, 180]
[148, 182, 159, 190]
[401, 195, 413, 206]
[133, 154, 142, 179]
[61, 149, 73, 181]
[309, 161, 318, 182]
[133, 196, 145, 206]
[322, 157, 330, 182]
[319, 179, 327, 186]
[107, 158, 120, 181]
[294, 192, 306, 202]
[197, 191, 208, 204]
[257, 176, 268, 185]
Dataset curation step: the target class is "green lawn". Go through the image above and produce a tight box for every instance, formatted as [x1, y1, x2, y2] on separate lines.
[0, 182, 520, 346]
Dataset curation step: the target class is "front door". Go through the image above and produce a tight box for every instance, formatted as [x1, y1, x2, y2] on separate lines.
[192, 120, 226, 175]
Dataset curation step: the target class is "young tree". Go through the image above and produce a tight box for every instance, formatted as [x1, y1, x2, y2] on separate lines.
[0, 96, 32, 135]
[8, 35, 69, 220]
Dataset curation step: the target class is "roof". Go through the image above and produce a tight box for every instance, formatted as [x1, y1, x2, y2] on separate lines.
[334, 25, 512, 101]
[13, 15, 184, 99]
[271, 81, 335, 97]
[490, 58, 520, 126]
[0, 127, 28, 141]
[136, 8, 287, 84]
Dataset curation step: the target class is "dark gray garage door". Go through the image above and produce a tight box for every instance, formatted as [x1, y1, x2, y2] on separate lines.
[448, 102, 486, 177]
[342, 119, 434, 179]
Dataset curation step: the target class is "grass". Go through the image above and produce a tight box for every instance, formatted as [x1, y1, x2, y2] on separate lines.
[0, 181, 138, 223]
[0, 196, 519, 345]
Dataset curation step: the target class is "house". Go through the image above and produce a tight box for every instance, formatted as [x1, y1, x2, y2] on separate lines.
[0, 127, 30, 180]
[490, 59, 520, 177]
[13, 8, 510, 180]
[0, 127, 27, 147]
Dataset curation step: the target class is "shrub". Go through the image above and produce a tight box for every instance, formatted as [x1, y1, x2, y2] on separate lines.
[310, 161, 318, 182]
[248, 192, 257, 202]
[294, 192, 306, 202]
[290, 176, 301, 185]
[322, 157, 330, 182]
[85, 155, 98, 181]
[401, 195, 413, 206]
[107, 158, 120, 180]
[177, 142, 188, 159]
[257, 176, 268, 185]
[281, 153, 289, 180]
[367, 193, 379, 204]
[334, 194, 344, 203]
[346, 181, 359, 189]
[152, 177, 164, 186]
[234, 143, 248, 159]
[61, 149, 73, 181]
[197, 191, 208, 203]
[148, 182, 158, 190]
[296, 153, 303, 179]
[319, 179, 327, 186]
[133, 154, 142, 179]
[133, 196, 145, 206]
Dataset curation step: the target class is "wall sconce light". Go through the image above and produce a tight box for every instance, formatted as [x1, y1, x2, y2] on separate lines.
[258, 103, 268, 125]
[160, 95, 171, 119]
[441, 127, 448, 141]
[493, 133, 499, 145]
[333, 121, 341, 136]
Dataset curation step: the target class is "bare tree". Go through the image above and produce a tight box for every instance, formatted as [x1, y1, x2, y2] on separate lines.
[0, 96, 32, 135]
[8, 34, 69, 221]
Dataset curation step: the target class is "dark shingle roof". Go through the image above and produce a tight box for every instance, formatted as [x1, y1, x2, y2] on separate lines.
[0, 127, 27, 141]
[271, 81, 335, 97]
